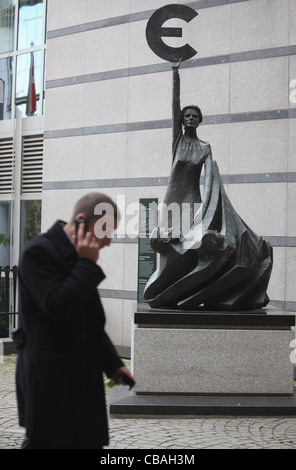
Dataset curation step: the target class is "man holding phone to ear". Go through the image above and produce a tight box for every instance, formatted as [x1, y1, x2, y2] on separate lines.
[15, 192, 134, 449]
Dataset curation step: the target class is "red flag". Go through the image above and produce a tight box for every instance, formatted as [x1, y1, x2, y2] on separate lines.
[26, 52, 37, 116]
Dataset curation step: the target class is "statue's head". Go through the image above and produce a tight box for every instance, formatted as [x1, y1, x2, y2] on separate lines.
[181, 105, 203, 129]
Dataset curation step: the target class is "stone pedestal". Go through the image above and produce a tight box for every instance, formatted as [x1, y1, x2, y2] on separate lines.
[109, 306, 296, 417]
[133, 306, 295, 396]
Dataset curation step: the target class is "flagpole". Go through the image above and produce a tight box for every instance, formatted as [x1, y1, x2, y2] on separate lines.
[26, 44, 37, 117]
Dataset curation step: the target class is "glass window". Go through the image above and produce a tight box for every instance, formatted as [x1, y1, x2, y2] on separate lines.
[0, 201, 11, 266]
[15, 50, 41, 116]
[0, 0, 15, 54]
[0, 201, 11, 335]
[0, 274, 9, 334]
[1, 1, 47, 120]
[42, 48, 46, 112]
[0, 57, 13, 120]
[17, 0, 44, 50]
[20, 199, 41, 251]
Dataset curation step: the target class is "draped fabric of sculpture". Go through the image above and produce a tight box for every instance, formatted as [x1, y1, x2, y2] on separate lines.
[144, 63, 273, 311]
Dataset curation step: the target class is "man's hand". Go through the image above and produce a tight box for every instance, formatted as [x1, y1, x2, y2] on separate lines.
[72, 221, 100, 263]
[112, 366, 135, 389]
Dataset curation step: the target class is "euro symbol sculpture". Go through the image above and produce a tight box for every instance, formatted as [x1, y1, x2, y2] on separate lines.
[146, 4, 198, 62]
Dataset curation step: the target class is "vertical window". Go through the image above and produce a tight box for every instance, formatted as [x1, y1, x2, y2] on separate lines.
[20, 199, 41, 251]
[0, 200, 11, 336]
[0, 0, 15, 54]
[0, 57, 13, 119]
[42, 48, 46, 112]
[0, 201, 11, 266]
[17, 0, 44, 50]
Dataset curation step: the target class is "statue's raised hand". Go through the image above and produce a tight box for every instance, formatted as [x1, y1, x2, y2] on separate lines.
[171, 58, 182, 69]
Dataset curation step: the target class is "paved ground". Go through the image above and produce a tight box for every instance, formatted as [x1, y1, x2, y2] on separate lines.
[1, 355, 296, 450]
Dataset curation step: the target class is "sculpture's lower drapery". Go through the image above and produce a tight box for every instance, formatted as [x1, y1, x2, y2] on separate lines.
[144, 162, 273, 311]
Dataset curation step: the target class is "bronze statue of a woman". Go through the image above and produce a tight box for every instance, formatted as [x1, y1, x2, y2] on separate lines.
[144, 61, 273, 311]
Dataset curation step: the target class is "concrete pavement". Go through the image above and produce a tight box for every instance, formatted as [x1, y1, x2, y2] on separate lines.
[1, 355, 296, 449]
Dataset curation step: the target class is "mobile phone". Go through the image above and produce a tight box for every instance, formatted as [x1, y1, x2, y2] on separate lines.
[75, 218, 88, 240]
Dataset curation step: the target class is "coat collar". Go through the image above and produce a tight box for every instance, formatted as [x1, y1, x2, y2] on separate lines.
[44, 220, 78, 262]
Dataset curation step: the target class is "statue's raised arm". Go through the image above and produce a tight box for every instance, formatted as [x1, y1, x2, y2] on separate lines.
[171, 59, 182, 158]
[144, 58, 273, 311]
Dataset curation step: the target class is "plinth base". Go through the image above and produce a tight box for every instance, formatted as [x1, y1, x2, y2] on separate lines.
[110, 391, 296, 417]
[111, 306, 296, 416]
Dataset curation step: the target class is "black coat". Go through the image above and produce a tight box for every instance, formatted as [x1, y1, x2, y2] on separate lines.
[15, 221, 124, 448]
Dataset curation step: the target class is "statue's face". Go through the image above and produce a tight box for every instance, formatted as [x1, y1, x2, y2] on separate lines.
[183, 108, 200, 129]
